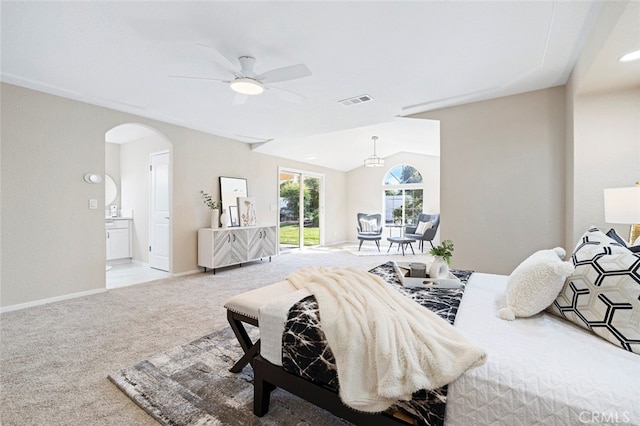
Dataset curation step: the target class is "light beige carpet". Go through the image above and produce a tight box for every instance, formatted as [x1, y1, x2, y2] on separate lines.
[0, 247, 427, 425]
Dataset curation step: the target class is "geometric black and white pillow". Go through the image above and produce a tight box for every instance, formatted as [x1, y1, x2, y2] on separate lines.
[548, 227, 640, 355]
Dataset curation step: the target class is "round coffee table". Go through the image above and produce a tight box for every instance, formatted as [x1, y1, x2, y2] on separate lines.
[386, 237, 416, 256]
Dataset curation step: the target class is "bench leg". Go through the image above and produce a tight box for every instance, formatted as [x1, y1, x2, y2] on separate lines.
[227, 310, 259, 373]
[231, 339, 261, 373]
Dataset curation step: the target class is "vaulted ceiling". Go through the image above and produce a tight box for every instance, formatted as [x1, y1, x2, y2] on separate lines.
[3, 1, 634, 171]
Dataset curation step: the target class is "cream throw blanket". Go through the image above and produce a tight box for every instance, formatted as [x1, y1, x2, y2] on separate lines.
[286, 266, 486, 413]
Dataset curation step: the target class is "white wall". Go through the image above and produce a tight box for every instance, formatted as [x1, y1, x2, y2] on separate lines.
[0, 83, 347, 308]
[119, 134, 171, 263]
[412, 87, 568, 275]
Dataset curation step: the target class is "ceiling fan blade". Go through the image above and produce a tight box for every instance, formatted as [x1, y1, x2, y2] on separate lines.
[168, 75, 230, 83]
[265, 86, 307, 104]
[257, 64, 311, 84]
[232, 93, 249, 106]
[194, 43, 242, 78]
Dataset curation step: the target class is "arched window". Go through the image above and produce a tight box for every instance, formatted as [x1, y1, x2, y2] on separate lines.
[384, 165, 424, 226]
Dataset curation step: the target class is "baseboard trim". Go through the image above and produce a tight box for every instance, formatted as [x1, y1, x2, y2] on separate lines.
[172, 269, 200, 277]
[0, 288, 107, 314]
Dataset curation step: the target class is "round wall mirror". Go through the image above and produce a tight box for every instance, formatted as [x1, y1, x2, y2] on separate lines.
[105, 174, 117, 206]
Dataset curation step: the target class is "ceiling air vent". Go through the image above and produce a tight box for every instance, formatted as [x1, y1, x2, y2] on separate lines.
[339, 94, 373, 106]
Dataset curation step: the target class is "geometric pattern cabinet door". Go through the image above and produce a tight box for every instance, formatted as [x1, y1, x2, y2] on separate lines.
[247, 226, 277, 260]
[213, 229, 248, 268]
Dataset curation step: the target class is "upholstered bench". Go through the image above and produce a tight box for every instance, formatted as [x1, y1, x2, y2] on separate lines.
[224, 280, 297, 373]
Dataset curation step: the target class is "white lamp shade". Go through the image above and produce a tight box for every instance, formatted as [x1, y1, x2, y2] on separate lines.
[604, 187, 640, 223]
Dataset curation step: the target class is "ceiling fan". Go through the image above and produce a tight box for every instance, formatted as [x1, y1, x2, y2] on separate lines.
[170, 45, 312, 105]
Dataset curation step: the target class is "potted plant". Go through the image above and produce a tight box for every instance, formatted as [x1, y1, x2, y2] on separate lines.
[429, 239, 454, 264]
[200, 190, 220, 228]
[429, 239, 454, 279]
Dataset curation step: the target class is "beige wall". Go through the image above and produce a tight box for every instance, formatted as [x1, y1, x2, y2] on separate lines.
[572, 89, 640, 242]
[0, 83, 347, 309]
[564, 0, 638, 246]
[412, 87, 567, 275]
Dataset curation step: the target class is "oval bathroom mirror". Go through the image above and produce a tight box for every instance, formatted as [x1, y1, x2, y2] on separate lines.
[105, 174, 117, 206]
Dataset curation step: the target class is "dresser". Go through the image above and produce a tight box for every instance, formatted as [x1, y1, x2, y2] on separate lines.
[198, 226, 277, 273]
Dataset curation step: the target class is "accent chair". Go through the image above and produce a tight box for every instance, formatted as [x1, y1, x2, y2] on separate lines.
[356, 213, 383, 251]
[405, 213, 440, 252]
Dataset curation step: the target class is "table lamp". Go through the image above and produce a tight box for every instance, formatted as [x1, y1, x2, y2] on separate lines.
[604, 182, 640, 245]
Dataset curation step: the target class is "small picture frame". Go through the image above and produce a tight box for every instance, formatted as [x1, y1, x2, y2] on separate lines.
[228, 206, 239, 227]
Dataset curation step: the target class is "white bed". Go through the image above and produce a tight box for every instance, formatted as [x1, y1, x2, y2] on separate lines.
[259, 272, 640, 425]
[446, 272, 639, 425]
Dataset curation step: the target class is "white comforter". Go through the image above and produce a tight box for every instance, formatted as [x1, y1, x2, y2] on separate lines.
[284, 266, 486, 413]
[446, 273, 640, 425]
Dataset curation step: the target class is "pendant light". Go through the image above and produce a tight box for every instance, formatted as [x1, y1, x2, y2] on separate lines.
[364, 136, 384, 167]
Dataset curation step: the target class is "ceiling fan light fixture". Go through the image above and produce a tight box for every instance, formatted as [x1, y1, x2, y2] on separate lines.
[618, 49, 640, 63]
[364, 136, 385, 168]
[230, 78, 264, 95]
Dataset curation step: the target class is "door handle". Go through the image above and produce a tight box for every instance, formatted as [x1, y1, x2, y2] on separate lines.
[165, 216, 170, 220]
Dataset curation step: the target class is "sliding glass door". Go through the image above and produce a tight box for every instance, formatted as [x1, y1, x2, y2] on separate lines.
[279, 169, 322, 251]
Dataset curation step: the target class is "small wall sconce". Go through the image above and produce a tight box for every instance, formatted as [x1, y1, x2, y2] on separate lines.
[84, 173, 103, 184]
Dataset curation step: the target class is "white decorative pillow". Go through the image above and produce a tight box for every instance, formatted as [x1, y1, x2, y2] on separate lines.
[498, 247, 575, 321]
[548, 227, 640, 355]
[359, 218, 378, 233]
[415, 221, 432, 235]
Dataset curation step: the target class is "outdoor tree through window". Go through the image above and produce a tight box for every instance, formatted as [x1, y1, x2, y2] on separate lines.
[384, 165, 424, 226]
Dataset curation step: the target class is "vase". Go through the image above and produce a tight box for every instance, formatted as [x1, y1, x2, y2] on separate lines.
[219, 209, 228, 228]
[429, 256, 449, 279]
[210, 209, 219, 228]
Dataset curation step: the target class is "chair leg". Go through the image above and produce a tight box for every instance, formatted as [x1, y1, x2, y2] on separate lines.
[429, 241, 435, 249]
[375, 240, 380, 252]
[358, 240, 363, 251]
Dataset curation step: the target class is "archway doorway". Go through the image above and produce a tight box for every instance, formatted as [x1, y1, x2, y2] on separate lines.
[105, 123, 172, 288]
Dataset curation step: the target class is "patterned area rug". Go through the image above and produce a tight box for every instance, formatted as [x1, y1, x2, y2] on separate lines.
[108, 326, 349, 426]
[342, 243, 406, 256]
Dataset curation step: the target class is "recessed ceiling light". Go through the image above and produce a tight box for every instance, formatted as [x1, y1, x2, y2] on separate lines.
[230, 78, 264, 95]
[618, 49, 640, 63]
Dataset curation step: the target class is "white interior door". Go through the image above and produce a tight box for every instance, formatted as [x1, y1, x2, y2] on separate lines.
[149, 151, 170, 271]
